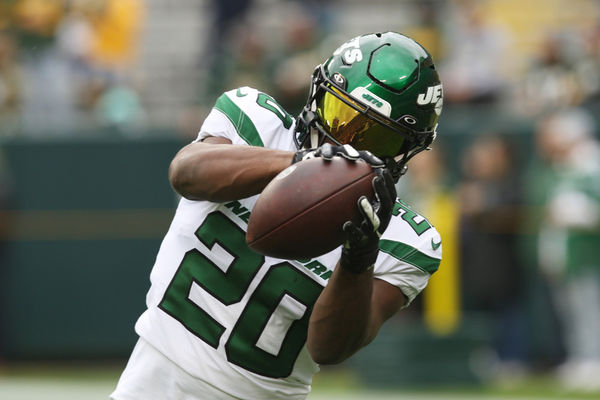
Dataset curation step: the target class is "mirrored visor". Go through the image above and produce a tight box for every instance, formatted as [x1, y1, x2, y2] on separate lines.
[316, 86, 406, 158]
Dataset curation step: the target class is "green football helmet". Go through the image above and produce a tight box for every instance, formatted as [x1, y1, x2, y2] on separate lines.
[295, 32, 443, 180]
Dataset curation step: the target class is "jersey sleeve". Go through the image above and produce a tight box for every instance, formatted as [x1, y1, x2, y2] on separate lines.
[373, 201, 442, 307]
[196, 86, 294, 148]
[196, 107, 238, 143]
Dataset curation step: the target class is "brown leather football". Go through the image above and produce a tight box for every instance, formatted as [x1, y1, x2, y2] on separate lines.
[246, 157, 376, 259]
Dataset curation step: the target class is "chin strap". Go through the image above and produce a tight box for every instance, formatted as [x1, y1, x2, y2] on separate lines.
[383, 157, 408, 183]
[386, 129, 436, 182]
[309, 130, 320, 148]
[294, 108, 316, 150]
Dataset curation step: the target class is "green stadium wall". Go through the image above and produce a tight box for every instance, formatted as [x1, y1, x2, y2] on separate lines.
[0, 134, 186, 359]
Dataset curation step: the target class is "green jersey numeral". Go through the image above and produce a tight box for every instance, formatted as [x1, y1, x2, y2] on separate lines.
[392, 200, 432, 235]
[256, 93, 293, 129]
[159, 212, 323, 378]
[227, 262, 323, 377]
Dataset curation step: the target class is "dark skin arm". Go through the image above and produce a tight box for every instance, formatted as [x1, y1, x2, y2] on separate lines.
[307, 266, 406, 364]
[169, 136, 295, 202]
[170, 137, 407, 364]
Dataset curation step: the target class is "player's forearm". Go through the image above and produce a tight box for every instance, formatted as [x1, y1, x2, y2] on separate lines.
[169, 141, 294, 202]
[306, 265, 375, 364]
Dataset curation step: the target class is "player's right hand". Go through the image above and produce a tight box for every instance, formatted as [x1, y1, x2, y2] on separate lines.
[340, 168, 396, 273]
[292, 143, 385, 168]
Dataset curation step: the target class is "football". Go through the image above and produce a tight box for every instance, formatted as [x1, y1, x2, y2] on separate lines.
[246, 157, 376, 259]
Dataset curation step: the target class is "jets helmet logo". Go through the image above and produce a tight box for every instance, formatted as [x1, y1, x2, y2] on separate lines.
[333, 37, 363, 65]
[417, 84, 443, 115]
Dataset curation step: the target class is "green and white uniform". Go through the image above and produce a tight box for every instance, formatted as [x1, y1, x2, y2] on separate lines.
[124, 87, 441, 399]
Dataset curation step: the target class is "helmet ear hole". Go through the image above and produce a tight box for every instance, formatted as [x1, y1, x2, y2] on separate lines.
[331, 73, 347, 90]
[400, 115, 418, 126]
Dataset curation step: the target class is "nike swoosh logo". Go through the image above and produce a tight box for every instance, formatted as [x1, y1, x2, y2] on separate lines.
[431, 238, 441, 251]
[236, 88, 248, 97]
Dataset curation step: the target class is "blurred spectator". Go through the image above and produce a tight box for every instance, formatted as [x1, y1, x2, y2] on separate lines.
[0, 0, 144, 134]
[175, 0, 256, 138]
[224, 24, 270, 96]
[9, 0, 78, 133]
[11, 0, 64, 47]
[202, 0, 255, 103]
[268, 2, 328, 114]
[404, 0, 444, 62]
[576, 23, 600, 103]
[94, 80, 145, 132]
[0, 31, 20, 117]
[84, 0, 143, 75]
[458, 134, 529, 375]
[439, 0, 511, 105]
[530, 108, 600, 391]
[516, 32, 584, 116]
[399, 147, 461, 337]
[182, 0, 328, 137]
[61, 0, 145, 129]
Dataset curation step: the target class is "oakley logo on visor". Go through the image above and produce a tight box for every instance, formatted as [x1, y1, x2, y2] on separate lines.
[350, 87, 392, 117]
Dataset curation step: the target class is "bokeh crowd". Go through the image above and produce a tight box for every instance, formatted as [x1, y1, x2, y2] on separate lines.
[0, 0, 144, 134]
[1, 0, 600, 392]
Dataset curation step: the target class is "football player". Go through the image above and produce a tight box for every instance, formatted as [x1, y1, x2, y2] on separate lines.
[111, 31, 443, 400]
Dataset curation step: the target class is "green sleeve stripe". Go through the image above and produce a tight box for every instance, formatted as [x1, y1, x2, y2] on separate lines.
[379, 239, 440, 275]
[214, 94, 264, 147]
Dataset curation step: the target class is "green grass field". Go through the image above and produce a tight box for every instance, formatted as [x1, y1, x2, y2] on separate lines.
[1, 362, 599, 400]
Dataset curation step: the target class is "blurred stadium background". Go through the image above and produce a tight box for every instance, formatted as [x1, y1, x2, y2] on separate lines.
[1, 0, 600, 399]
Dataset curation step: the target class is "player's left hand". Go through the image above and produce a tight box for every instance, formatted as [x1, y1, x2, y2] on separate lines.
[340, 168, 396, 273]
[292, 143, 385, 168]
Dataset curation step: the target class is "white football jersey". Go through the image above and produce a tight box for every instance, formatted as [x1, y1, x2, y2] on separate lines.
[134, 87, 442, 399]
